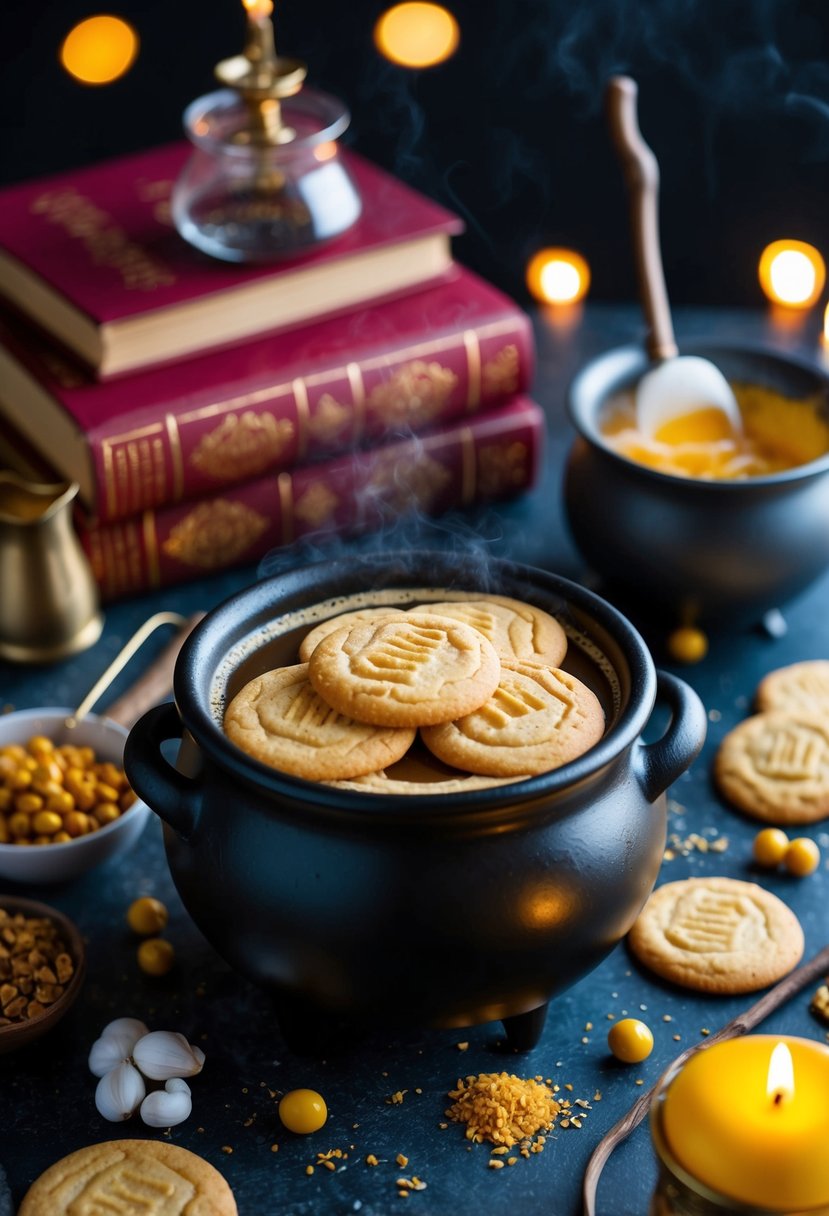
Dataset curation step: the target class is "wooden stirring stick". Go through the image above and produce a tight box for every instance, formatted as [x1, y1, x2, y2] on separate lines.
[583, 943, 829, 1216]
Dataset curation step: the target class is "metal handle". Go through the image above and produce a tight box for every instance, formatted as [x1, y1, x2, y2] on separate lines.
[635, 670, 707, 803]
[606, 75, 678, 362]
[123, 702, 202, 840]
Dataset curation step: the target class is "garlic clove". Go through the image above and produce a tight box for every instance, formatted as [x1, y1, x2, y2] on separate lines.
[88, 1017, 150, 1077]
[133, 1030, 206, 1080]
[139, 1077, 192, 1128]
[94, 1061, 146, 1122]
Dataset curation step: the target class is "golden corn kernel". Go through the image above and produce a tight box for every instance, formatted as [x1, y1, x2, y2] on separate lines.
[63, 811, 89, 838]
[27, 735, 54, 755]
[15, 793, 44, 815]
[7, 811, 30, 838]
[32, 810, 63, 836]
[93, 802, 121, 826]
[52, 831, 72, 844]
[47, 791, 75, 815]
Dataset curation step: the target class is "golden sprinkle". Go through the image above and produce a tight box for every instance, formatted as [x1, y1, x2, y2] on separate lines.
[701, 1028, 710, 1037]
[457, 1042, 469, 1051]
[488, 1159, 505, 1169]
[366, 1154, 379, 1167]
[270, 1144, 279, 1152]
[221, 1146, 233, 1154]
[306, 1165, 314, 1176]
[593, 1091, 602, 1101]
[396, 1154, 409, 1167]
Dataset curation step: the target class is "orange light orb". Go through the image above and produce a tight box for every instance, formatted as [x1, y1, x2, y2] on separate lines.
[526, 248, 591, 305]
[374, 2, 460, 69]
[60, 15, 139, 85]
[758, 240, 825, 309]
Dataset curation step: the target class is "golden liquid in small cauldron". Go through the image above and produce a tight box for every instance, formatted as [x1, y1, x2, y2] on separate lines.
[599, 383, 829, 480]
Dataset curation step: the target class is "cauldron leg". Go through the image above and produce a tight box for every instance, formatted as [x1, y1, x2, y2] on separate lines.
[501, 1003, 549, 1051]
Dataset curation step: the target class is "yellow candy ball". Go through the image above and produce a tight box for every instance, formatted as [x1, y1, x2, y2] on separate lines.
[278, 1088, 328, 1134]
[784, 837, 821, 878]
[753, 827, 789, 867]
[127, 896, 169, 936]
[667, 627, 709, 665]
[608, 1017, 654, 1063]
[137, 937, 175, 976]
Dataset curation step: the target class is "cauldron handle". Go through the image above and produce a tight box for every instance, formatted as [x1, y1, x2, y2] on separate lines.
[635, 670, 706, 803]
[124, 702, 201, 839]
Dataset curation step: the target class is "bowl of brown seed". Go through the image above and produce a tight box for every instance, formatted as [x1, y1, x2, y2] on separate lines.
[0, 896, 85, 1053]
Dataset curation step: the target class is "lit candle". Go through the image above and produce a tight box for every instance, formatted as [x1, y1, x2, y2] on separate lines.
[659, 1035, 829, 1211]
[758, 240, 826, 310]
[526, 247, 591, 306]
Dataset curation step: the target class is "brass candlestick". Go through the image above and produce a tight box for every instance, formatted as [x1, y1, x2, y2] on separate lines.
[214, 0, 307, 147]
[172, 0, 361, 263]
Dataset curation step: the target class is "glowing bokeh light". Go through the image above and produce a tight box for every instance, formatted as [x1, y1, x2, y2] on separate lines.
[60, 15, 139, 85]
[374, 3, 460, 69]
[526, 248, 591, 305]
[758, 240, 825, 309]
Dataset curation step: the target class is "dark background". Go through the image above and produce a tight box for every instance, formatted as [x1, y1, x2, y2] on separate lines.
[2, 0, 828, 309]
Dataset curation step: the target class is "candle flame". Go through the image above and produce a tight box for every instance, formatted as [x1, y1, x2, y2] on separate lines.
[243, 0, 274, 17]
[767, 1041, 795, 1105]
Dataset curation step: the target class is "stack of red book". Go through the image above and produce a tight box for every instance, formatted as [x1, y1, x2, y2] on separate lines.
[0, 143, 542, 599]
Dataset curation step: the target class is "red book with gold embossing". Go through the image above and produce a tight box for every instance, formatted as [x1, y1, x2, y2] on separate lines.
[0, 143, 461, 379]
[77, 395, 545, 600]
[0, 267, 533, 523]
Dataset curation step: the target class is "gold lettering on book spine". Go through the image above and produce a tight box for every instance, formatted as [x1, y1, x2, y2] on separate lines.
[294, 481, 339, 528]
[347, 362, 366, 443]
[142, 510, 161, 588]
[165, 414, 184, 501]
[278, 473, 294, 546]
[482, 344, 520, 398]
[367, 449, 451, 513]
[309, 394, 351, 445]
[477, 441, 529, 498]
[464, 330, 482, 412]
[30, 188, 176, 290]
[293, 378, 311, 462]
[190, 411, 294, 480]
[367, 361, 458, 427]
[161, 500, 268, 568]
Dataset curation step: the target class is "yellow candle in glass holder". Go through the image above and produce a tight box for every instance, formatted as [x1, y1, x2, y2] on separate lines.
[662, 1036, 829, 1211]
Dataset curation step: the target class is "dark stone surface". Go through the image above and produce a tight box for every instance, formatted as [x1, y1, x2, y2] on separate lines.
[2, 305, 827, 1216]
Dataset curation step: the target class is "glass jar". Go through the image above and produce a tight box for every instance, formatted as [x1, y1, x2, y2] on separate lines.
[172, 86, 361, 263]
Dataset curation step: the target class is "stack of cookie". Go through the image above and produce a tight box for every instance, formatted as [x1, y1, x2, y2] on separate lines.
[224, 596, 606, 791]
[715, 660, 829, 827]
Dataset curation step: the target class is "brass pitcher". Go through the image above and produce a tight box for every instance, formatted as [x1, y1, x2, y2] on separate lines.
[0, 472, 103, 663]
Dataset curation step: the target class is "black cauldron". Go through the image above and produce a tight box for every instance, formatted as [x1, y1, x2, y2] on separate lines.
[124, 552, 705, 1052]
[565, 342, 829, 628]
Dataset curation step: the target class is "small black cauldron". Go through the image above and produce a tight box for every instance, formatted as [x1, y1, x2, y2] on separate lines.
[125, 552, 705, 1052]
[565, 342, 829, 629]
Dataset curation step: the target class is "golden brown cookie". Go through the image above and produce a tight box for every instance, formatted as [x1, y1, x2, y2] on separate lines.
[756, 660, 829, 718]
[628, 877, 804, 994]
[224, 664, 415, 780]
[415, 596, 567, 666]
[420, 660, 605, 777]
[18, 1139, 237, 1216]
[307, 613, 501, 727]
[298, 607, 408, 662]
[714, 711, 829, 824]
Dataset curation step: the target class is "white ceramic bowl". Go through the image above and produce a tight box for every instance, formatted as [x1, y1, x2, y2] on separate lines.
[0, 708, 150, 884]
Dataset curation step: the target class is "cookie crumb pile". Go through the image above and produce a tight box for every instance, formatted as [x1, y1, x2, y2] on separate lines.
[445, 1072, 560, 1147]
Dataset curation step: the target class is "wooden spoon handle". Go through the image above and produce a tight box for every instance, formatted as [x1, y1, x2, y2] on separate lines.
[606, 76, 678, 361]
[104, 612, 204, 729]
